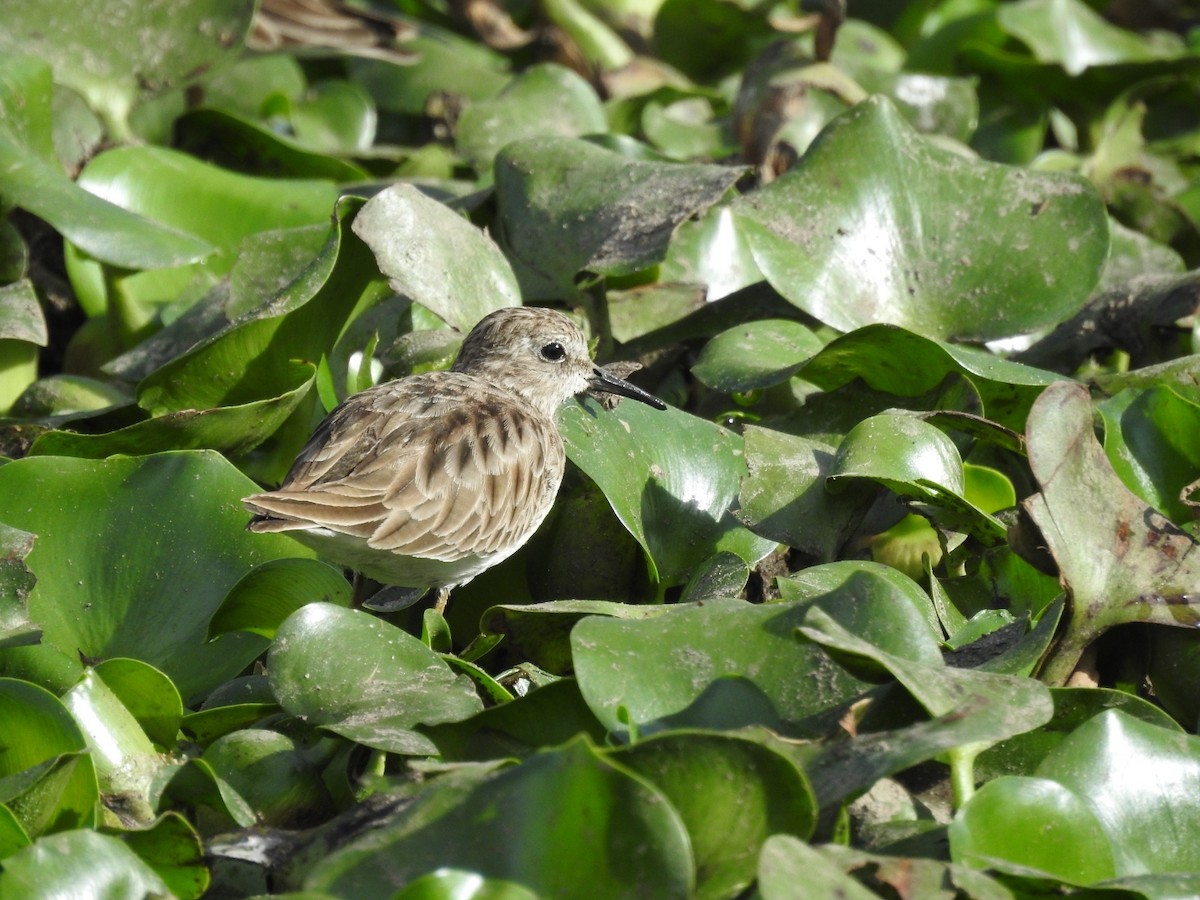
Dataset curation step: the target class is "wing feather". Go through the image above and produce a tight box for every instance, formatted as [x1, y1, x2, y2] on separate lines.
[244, 372, 565, 564]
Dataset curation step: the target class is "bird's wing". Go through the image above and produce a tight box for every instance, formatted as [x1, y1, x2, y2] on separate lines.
[244, 374, 564, 562]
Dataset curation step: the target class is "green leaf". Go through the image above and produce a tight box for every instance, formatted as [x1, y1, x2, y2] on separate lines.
[208, 558, 351, 641]
[0, 829, 170, 898]
[0, 452, 300, 702]
[1025, 382, 1200, 684]
[351, 184, 519, 332]
[0, 0, 253, 133]
[201, 729, 334, 828]
[757, 835, 879, 900]
[65, 145, 338, 319]
[571, 597, 875, 739]
[692, 319, 824, 393]
[307, 739, 695, 898]
[61, 669, 163, 825]
[732, 96, 1109, 340]
[494, 137, 740, 299]
[614, 731, 816, 899]
[997, 0, 1184, 75]
[0, 57, 213, 271]
[114, 811, 208, 900]
[456, 64, 607, 172]
[1038, 710, 1200, 876]
[29, 360, 316, 458]
[559, 398, 775, 589]
[0, 523, 39, 651]
[0, 679, 97, 838]
[1099, 385, 1200, 525]
[950, 775, 1117, 883]
[268, 604, 484, 755]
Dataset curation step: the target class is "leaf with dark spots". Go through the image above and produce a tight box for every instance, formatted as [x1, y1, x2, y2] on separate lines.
[494, 136, 743, 300]
[1024, 382, 1200, 683]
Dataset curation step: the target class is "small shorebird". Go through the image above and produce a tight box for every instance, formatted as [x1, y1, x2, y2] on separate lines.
[243, 307, 666, 611]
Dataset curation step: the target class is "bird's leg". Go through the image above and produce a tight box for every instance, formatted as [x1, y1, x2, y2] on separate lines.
[432, 586, 451, 615]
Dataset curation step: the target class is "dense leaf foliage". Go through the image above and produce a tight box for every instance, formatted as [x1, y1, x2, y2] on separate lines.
[3, 0, 1200, 896]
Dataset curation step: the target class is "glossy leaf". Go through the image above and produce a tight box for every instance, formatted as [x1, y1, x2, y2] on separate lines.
[208, 558, 352, 641]
[1025, 382, 1200, 683]
[571, 590, 907, 739]
[614, 731, 816, 899]
[0, 57, 213, 271]
[0, 453, 297, 701]
[0, 523, 39, 651]
[456, 64, 607, 171]
[732, 96, 1109, 340]
[29, 360, 316, 458]
[65, 145, 338, 317]
[307, 740, 695, 898]
[1099, 385, 1200, 526]
[692, 319, 824, 393]
[494, 136, 740, 299]
[0, 829, 170, 898]
[0, 0, 253, 131]
[268, 604, 484, 755]
[997, 0, 1183, 75]
[0, 679, 97, 837]
[560, 398, 775, 589]
[351, 184, 519, 332]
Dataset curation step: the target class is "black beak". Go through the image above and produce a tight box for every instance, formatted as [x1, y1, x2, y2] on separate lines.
[588, 366, 667, 410]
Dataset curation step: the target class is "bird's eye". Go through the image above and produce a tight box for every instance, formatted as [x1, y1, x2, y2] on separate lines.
[540, 342, 566, 361]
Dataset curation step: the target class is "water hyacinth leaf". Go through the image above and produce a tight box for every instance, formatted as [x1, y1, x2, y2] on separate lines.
[151, 757, 256, 830]
[571, 597, 882, 739]
[135, 198, 375, 417]
[61, 670, 162, 825]
[201, 729, 334, 828]
[559, 399, 776, 589]
[1036, 710, 1200, 875]
[392, 871, 539, 900]
[91, 659, 183, 751]
[732, 96, 1109, 340]
[691, 319, 824, 393]
[29, 360, 316, 458]
[282, 79, 377, 155]
[829, 412, 966, 497]
[0, 0, 253, 132]
[613, 732, 816, 899]
[494, 136, 741, 299]
[424, 679, 607, 761]
[0, 679, 98, 837]
[351, 184, 519, 332]
[1098, 385, 1200, 526]
[1024, 382, 1200, 684]
[797, 323, 1063, 431]
[481, 600, 683, 675]
[174, 107, 371, 182]
[456, 64, 607, 172]
[347, 26, 510, 116]
[757, 835, 879, 900]
[117, 811, 208, 900]
[737, 426, 859, 562]
[307, 739, 694, 898]
[208, 558, 352, 641]
[0, 453, 302, 702]
[0, 57, 213, 272]
[659, 206, 763, 302]
[799, 608, 1053, 740]
[950, 777, 1118, 888]
[997, 0, 1183, 75]
[268, 604, 483, 755]
[0, 830, 170, 898]
[777, 561, 943, 661]
[0, 523, 39, 651]
[65, 146, 339, 317]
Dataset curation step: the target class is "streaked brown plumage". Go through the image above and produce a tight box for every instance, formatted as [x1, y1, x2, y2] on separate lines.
[243, 307, 665, 610]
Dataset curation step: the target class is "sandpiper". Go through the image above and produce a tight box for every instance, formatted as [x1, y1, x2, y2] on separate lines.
[243, 306, 666, 611]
